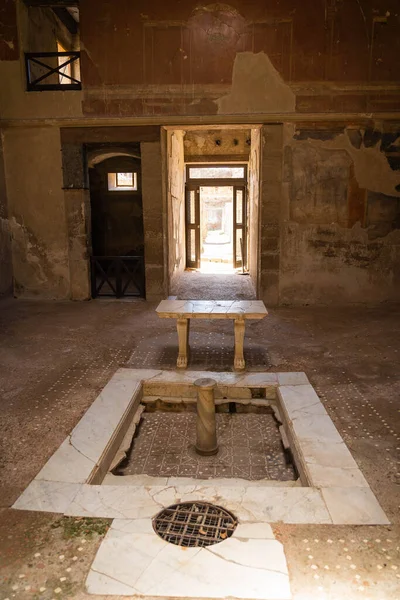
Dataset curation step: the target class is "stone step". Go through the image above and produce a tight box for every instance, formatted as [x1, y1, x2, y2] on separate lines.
[142, 395, 273, 408]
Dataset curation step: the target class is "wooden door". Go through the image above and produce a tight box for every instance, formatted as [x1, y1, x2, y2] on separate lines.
[185, 185, 200, 269]
[233, 185, 246, 269]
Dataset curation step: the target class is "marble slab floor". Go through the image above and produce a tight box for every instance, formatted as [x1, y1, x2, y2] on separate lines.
[11, 369, 391, 599]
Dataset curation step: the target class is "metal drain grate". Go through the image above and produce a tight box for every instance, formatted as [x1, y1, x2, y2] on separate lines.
[152, 501, 238, 547]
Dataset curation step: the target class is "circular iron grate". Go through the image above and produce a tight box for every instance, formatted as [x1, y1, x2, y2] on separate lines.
[152, 501, 238, 548]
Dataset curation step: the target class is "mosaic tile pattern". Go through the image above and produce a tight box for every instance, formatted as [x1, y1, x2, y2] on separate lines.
[128, 328, 271, 371]
[116, 412, 296, 481]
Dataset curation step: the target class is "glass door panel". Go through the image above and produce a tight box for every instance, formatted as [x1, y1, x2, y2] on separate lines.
[233, 185, 246, 269]
[185, 186, 200, 268]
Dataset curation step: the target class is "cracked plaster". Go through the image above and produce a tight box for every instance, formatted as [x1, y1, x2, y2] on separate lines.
[217, 52, 295, 114]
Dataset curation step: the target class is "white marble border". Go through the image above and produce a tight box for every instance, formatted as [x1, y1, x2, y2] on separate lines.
[12, 369, 389, 525]
[86, 519, 292, 599]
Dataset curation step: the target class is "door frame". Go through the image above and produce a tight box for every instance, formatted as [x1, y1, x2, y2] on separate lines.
[185, 184, 201, 269]
[184, 164, 248, 270]
[233, 184, 247, 269]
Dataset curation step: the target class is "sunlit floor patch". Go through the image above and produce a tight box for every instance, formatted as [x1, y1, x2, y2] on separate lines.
[198, 262, 238, 274]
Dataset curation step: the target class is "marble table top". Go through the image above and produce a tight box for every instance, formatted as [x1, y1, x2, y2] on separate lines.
[156, 300, 268, 319]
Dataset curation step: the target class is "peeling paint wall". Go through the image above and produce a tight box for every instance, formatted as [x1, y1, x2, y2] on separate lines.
[216, 52, 295, 115]
[78, 0, 400, 117]
[259, 125, 284, 306]
[1, 1, 399, 305]
[3, 127, 70, 298]
[248, 128, 260, 289]
[141, 141, 166, 301]
[61, 143, 91, 301]
[64, 188, 91, 301]
[0, 131, 13, 295]
[279, 124, 400, 305]
[167, 130, 186, 286]
[0, 62, 83, 120]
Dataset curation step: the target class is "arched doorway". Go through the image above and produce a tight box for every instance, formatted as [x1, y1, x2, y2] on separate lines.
[88, 154, 145, 298]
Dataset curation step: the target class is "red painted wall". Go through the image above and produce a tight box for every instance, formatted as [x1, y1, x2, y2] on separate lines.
[0, 0, 19, 60]
[79, 1, 400, 116]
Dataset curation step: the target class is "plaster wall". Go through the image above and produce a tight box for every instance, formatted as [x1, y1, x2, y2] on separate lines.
[78, 0, 400, 118]
[248, 128, 260, 289]
[3, 127, 70, 298]
[64, 188, 91, 301]
[279, 125, 400, 305]
[1, 0, 400, 123]
[0, 60, 83, 120]
[0, 1, 82, 121]
[167, 131, 186, 287]
[259, 125, 283, 306]
[184, 129, 250, 162]
[61, 142, 91, 301]
[25, 5, 78, 53]
[141, 141, 166, 301]
[0, 132, 13, 295]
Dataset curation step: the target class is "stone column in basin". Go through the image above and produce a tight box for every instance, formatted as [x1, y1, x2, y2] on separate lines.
[194, 378, 218, 456]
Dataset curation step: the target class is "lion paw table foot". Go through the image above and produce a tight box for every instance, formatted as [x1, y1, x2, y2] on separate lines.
[177, 355, 188, 368]
[234, 357, 246, 371]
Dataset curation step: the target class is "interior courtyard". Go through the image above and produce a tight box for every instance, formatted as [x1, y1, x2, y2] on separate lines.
[0, 1, 399, 599]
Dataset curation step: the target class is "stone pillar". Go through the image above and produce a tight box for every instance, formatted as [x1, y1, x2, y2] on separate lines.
[194, 378, 218, 456]
[259, 125, 283, 306]
[141, 141, 166, 301]
[61, 142, 91, 300]
[0, 131, 12, 296]
[64, 188, 91, 300]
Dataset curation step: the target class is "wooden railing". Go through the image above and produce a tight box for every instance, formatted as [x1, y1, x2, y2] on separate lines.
[25, 52, 81, 91]
[91, 256, 146, 299]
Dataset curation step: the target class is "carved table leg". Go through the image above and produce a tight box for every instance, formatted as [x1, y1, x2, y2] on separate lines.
[234, 317, 246, 370]
[177, 317, 189, 368]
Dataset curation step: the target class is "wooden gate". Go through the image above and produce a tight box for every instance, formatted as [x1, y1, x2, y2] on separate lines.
[91, 256, 145, 298]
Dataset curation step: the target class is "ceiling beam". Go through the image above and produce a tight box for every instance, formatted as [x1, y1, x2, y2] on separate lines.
[52, 7, 78, 34]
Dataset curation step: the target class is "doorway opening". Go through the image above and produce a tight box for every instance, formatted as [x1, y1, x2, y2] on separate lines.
[88, 150, 146, 299]
[185, 165, 247, 274]
[199, 186, 234, 273]
[167, 128, 261, 300]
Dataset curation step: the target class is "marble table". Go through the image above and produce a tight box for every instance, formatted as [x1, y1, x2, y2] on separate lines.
[156, 300, 268, 370]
